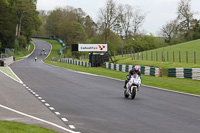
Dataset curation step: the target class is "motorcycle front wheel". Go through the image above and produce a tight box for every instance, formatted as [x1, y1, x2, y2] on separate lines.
[130, 87, 136, 99]
[124, 90, 129, 98]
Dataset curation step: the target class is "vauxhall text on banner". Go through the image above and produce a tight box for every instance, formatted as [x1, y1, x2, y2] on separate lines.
[78, 44, 108, 52]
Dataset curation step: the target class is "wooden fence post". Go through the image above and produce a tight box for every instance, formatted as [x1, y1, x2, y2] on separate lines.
[167, 51, 169, 62]
[142, 52, 143, 60]
[156, 51, 158, 61]
[194, 51, 196, 64]
[186, 51, 188, 63]
[179, 51, 181, 63]
[146, 52, 148, 60]
[173, 51, 174, 62]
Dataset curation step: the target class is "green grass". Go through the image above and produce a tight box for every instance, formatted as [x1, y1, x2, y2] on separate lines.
[112, 39, 200, 76]
[0, 121, 58, 133]
[14, 42, 35, 61]
[0, 67, 20, 82]
[121, 39, 200, 64]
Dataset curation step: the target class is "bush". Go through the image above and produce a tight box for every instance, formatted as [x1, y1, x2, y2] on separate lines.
[18, 36, 27, 48]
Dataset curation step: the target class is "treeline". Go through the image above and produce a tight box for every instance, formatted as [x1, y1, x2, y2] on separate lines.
[0, 0, 41, 52]
[160, 0, 200, 45]
[35, 0, 160, 56]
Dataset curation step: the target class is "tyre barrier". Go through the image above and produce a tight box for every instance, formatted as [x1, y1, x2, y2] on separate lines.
[168, 68, 200, 80]
[105, 62, 162, 77]
[58, 58, 91, 67]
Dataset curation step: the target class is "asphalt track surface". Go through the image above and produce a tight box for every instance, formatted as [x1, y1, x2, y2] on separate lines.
[10, 39, 200, 133]
[0, 68, 69, 133]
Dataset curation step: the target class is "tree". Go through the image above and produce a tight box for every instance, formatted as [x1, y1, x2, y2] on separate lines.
[57, 20, 87, 44]
[0, 0, 16, 50]
[118, 4, 133, 40]
[191, 19, 200, 39]
[83, 15, 97, 39]
[98, 0, 118, 43]
[20, 0, 41, 44]
[34, 10, 48, 36]
[45, 8, 63, 37]
[132, 6, 146, 37]
[72, 22, 87, 44]
[161, 20, 180, 43]
[73, 8, 86, 24]
[177, 0, 194, 39]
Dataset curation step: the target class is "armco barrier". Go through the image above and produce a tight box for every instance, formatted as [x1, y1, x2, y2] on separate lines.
[0, 56, 14, 66]
[168, 68, 200, 80]
[105, 62, 162, 77]
[58, 58, 91, 67]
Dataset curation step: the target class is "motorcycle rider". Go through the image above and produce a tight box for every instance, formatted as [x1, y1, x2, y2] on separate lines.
[124, 65, 141, 89]
[34, 56, 37, 62]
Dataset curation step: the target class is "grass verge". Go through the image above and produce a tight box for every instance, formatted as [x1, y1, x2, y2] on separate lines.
[14, 42, 35, 61]
[0, 67, 20, 82]
[0, 121, 58, 133]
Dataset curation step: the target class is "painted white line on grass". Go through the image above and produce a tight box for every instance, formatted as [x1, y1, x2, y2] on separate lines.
[8, 67, 23, 84]
[0, 69, 23, 84]
[61, 118, 68, 122]
[0, 104, 79, 133]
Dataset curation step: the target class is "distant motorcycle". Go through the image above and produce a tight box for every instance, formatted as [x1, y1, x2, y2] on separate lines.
[124, 74, 141, 99]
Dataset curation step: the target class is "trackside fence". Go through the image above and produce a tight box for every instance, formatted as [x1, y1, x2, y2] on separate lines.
[105, 62, 162, 77]
[168, 68, 200, 80]
[52, 57, 91, 67]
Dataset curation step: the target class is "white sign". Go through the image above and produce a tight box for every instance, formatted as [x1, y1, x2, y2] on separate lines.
[78, 44, 108, 52]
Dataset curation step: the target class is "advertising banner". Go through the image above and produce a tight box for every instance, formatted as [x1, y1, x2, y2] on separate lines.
[78, 44, 107, 52]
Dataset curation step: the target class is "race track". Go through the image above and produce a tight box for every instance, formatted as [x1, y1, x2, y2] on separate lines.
[10, 39, 200, 133]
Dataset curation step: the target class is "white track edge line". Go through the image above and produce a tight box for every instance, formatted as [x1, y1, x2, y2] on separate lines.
[0, 69, 23, 84]
[0, 104, 79, 133]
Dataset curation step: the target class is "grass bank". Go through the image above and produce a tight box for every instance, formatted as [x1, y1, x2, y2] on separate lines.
[14, 42, 35, 61]
[112, 39, 200, 76]
[0, 121, 57, 133]
[0, 67, 21, 82]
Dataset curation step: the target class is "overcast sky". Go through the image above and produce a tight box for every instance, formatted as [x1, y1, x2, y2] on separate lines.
[37, 0, 200, 36]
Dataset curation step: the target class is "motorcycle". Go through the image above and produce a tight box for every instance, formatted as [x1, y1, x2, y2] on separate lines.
[124, 74, 141, 99]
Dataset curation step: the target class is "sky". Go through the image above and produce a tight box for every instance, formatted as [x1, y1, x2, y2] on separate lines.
[36, 0, 200, 36]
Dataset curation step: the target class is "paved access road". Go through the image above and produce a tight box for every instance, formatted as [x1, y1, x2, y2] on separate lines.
[10, 39, 200, 133]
